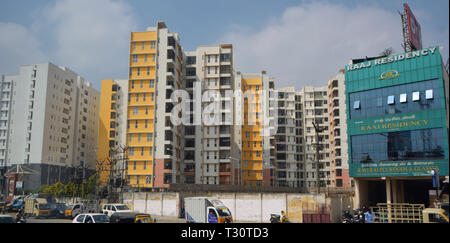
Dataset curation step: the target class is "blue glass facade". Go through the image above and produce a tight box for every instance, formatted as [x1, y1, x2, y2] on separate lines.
[349, 79, 442, 120]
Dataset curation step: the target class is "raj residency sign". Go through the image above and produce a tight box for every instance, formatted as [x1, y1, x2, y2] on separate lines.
[346, 47, 437, 71]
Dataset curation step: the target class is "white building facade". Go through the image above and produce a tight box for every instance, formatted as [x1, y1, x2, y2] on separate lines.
[3, 63, 99, 191]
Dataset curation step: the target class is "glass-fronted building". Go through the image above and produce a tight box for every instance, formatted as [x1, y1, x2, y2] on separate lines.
[345, 46, 449, 207]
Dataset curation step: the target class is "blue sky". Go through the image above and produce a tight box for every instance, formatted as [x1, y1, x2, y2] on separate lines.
[1, 0, 448, 90]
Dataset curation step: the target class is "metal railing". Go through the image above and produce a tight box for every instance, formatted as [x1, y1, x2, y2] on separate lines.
[370, 203, 425, 223]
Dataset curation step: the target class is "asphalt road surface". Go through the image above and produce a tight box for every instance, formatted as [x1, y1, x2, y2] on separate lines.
[4, 213, 187, 223]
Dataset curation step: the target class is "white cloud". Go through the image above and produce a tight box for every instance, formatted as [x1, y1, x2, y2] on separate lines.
[32, 0, 138, 89]
[0, 22, 47, 76]
[221, 2, 446, 89]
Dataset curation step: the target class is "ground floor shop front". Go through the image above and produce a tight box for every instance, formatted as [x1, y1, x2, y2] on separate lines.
[354, 176, 448, 208]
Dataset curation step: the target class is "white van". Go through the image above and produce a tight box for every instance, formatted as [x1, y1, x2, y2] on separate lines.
[102, 204, 133, 216]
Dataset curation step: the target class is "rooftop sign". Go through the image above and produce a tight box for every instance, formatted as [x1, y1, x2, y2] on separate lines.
[346, 47, 437, 72]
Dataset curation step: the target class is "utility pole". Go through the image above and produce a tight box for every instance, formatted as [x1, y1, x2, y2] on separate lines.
[312, 122, 323, 195]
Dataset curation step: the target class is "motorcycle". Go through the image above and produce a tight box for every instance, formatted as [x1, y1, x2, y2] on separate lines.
[342, 209, 353, 223]
[270, 214, 290, 223]
[352, 208, 365, 223]
[16, 211, 27, 223]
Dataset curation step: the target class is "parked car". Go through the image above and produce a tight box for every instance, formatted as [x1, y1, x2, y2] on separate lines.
[110, 212, 155, 223]
[49, 203, 67, 219]
[0, 215, 15, 224]
[72, 213, 110, 223]
[102, 204, 133, 216]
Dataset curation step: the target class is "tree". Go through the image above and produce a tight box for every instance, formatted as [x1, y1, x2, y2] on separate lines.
[380, 47, 394, 57]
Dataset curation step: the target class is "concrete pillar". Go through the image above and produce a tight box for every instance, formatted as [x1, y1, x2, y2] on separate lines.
[386, 178, 392, 223]
[392, 180, 398, 203]
[354, 179, 369, 209]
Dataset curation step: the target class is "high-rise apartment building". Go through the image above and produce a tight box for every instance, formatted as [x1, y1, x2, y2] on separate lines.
[237, 72, 275, 186]
[181, 44, 237, 185]
[98, 22, 184, 190]
[328, 70, 352, 189]
[299, 86, 331, 191]
[2, 62, 99, 191]
[273, 87, 305, 188]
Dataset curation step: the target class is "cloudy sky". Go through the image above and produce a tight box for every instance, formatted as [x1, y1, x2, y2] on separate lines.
[0, 0, 448, 90]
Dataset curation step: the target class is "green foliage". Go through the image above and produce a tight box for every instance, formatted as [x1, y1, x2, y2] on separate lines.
[32, 173, 100, 199]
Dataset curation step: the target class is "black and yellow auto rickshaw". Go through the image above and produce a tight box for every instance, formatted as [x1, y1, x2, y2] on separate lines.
[109, 212, 155, 223]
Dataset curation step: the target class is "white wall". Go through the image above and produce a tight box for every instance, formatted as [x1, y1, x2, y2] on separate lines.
[123, 192, 337, 223]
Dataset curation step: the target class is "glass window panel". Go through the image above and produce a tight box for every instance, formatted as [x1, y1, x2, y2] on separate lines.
[387, 95, 395, 105]
[426, 89, 433, 100]
[400, 93, 407, 103]
[353, 100, 360, 110]
[412, 91, 420, 101]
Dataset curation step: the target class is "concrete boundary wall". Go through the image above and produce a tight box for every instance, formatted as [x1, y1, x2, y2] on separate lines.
[122, 192, 348, 223]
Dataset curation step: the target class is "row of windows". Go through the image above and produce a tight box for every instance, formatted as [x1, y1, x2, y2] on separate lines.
[128, 133, 153, 142]
[130, 79, 155, 89]
[127, 120, 154, 129]
[128, 147, 153, 156]
[128, 93, 155, 103]
[132, 41, 156, 51]
[132, 54, 156, 63]
[351, 128, 446, 164]
[349, 79, 442, 119]
[129, 67, 153, 77]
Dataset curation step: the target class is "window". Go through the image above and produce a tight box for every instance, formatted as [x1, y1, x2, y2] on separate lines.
[76, 215, 86, 223]
[387, 95, 395, 105]
[142, 41, 145, 50]
[426, 89, 433, 100]
[149, 79, 155, 88]
[133, 54, 138, 63]
[412, 91, 420, 101]
[148, 133, 152, 142]
[353, 100, 360, 110]
[151, 41, 156, 49]
[133, 107, 138, 115]
[351, 128, 445, 164]
[400, 93, 407, 103]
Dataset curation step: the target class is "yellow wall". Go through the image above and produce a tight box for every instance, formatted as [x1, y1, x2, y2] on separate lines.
[97, 79, 115, 186]
[127, 31, 157, 188]
[241, 77, 264, 185]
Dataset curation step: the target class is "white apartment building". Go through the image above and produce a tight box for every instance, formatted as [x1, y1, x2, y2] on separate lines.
[3, 62, 99, 191]
[181, 44, 238, 185]
[328, 70, 352, 189]
[300, 86, 331, 191]
[0, 75, 13, 170]
[274, 87, 306, 188]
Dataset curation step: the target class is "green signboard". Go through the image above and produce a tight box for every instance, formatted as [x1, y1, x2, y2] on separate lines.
[345, 46, 449, 178]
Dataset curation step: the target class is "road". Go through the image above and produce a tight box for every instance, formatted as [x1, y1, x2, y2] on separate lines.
[3, 213, 186, 223]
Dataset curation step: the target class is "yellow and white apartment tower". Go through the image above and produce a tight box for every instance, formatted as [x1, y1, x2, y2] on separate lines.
[98, 22, 183, 190]
[237, 72, 275, 186]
